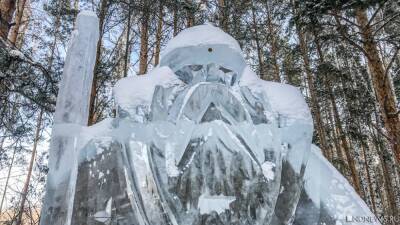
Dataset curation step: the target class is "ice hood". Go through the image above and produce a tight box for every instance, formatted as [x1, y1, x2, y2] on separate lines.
[160, 24, 247, 79]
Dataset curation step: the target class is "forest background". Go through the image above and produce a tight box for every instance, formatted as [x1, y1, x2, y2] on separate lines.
[0, 0, 399, 224]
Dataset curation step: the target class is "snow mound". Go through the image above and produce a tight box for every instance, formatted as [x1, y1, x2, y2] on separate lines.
[240, 66, 312, 124]
[161, 24, 242, 58]
[78, 10, 97, 18]
[198, 193, 236, 215]
[261, 161, 276, 181]
[113, 66, 183, 112]
[79, 118, 114, 148]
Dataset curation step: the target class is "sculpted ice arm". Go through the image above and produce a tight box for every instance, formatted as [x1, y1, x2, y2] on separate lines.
[40, 11, 99, 225]
[297, 145, 380, 225]
[239, 67, 380, 225]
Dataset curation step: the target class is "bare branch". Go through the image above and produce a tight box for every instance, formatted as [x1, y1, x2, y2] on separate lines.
[367, 1, 387, 27]
[372, 13, 400, 36]
[333, 14, 369, 58]
[371, 122, 394, 144]
[384, 46, 400, 77]
[327, 11, 361, 28]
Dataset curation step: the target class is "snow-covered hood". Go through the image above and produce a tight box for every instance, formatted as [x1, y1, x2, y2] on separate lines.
[160, 24, 246, 79]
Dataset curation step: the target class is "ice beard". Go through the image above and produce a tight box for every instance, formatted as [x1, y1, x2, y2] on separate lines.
[116, 63, 299, 225]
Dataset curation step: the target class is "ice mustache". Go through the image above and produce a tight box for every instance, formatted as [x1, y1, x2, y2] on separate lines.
[175, 63, 238, 86]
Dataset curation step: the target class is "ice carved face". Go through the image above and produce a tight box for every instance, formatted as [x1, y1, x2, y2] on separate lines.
[159, 25, 247, 81]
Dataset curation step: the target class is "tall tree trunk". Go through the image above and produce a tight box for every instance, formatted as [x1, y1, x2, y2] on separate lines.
[173, 1, 178, 36]
[14, 0, 29, 47]
[154, 2, 163, 66]
[9, 0, 29, 47]
[74, 0, 79, 18]
[15, 109, 43, 225]
[265, 1, 280, 82]
[251, 3, 265, 80]
[371, 113, 399, 217]
[355, 9, 400, 164]
[360, 143, 377, 214]
[186, 13, 194, 27]
[8, 0, 27, 45]
[0, 146, 16, 215]
[0, 0, 16, 39]
[337, 45, 380, 212]
[88, 0, 107, 125]
[46, 5, 61, 70]
[294, 19, 330, 160]
[138, 9, 149, 75]
[328, 102, 346, 170]
[315, 35, 362, 195]
[72, 0, 79, 27]
[313, 36, 362, 195]
[185, 0, 194, 27]
[218, 0, 228, 31]
[123, 1, 132, 77]
[328, 88, 363, 195]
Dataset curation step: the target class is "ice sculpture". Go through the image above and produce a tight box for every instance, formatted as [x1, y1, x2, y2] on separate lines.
[40, 16, 380, 225]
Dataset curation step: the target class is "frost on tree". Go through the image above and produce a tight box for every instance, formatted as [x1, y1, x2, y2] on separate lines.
[40, 18, 379, 225]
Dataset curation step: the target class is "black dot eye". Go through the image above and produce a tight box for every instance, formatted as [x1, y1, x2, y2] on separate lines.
[208, 48, 213, 52]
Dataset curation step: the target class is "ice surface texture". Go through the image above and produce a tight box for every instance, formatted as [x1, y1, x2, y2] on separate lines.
[41, 20, 379, 225]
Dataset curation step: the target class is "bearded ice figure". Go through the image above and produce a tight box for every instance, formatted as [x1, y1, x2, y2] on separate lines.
[41, 21, 379, 225]
[110, 25, 312, 225]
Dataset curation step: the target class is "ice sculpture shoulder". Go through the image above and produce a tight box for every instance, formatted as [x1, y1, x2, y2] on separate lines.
[42, 22, 379, 225]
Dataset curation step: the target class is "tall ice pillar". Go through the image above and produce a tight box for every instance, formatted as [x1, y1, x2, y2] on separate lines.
[40, 11, 99, 225]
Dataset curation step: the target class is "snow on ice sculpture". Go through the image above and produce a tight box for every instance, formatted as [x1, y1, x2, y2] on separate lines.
[40, 14, 380, 225]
